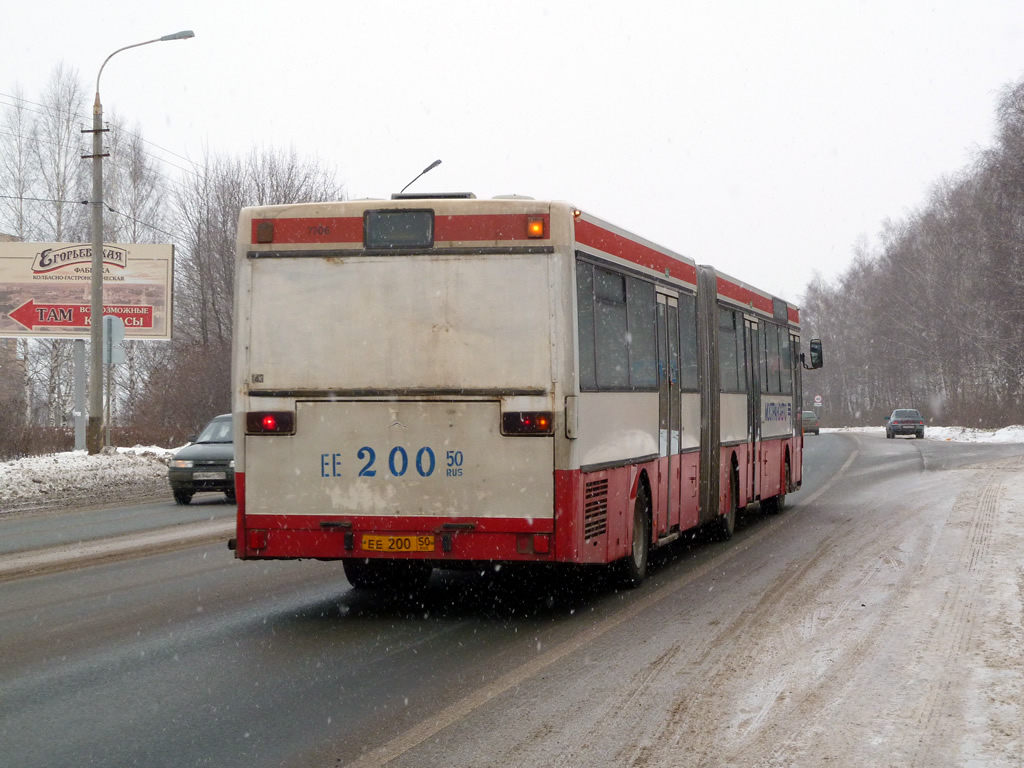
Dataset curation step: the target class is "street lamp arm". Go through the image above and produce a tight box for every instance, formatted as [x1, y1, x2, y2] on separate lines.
[95, 31, 195, 104]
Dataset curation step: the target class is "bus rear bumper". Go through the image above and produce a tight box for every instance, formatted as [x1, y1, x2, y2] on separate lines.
[233, 514, 557, 563]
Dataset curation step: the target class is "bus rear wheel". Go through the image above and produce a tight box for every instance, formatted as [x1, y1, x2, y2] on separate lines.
[619, 486, 650, 588]
[343, 558, 433, 592]
[712, 470, 739, 541]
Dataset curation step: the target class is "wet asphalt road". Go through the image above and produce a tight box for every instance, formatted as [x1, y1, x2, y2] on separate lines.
[1, 434, 1021, 767]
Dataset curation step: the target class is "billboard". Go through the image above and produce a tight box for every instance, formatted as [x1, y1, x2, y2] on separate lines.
[0, 242, 172, 340]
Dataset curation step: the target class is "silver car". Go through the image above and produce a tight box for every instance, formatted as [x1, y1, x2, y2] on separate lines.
[885, 409, 924, 439]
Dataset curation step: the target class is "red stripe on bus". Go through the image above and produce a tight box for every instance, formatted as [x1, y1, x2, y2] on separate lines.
[435, 214, 547, 241]
[252, 214, 547, 245]
[574, 219, 697, 283]
[715, 275, 774, 314]
[234, 472, 247, 557]
[252, 217, 363, 244]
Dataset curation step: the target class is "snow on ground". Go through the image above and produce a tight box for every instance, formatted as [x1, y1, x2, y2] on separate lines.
[827, 425, 1024, 443]
[0, 445, 177, 515]
[2, 426, 1023, 516]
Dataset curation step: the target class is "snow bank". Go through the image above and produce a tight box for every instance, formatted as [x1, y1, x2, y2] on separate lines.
[0, 446, 176, 515]
[825, 425, 1024, 442]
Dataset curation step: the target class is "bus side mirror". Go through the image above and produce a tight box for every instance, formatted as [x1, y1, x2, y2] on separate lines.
[801, 338, 824, 370]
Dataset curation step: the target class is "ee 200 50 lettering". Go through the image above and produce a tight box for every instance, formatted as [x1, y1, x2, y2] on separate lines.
[320, 447, 465, 479]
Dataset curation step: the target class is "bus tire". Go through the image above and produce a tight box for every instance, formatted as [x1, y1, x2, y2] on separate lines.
[712, 470, 738, 541]
[619, 485, 650, 588]
[344, 558, 433, 592]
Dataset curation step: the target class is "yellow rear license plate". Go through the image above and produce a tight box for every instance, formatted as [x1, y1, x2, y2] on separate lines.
[361, 534, 434, 553]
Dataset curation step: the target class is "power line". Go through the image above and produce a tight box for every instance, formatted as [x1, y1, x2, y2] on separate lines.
[105, 207, 179, 239]
[0, 89, 212, 186]
[0, 89, 198, 231]
[0, 194, 79, 205]
[0, 194, 182, 239]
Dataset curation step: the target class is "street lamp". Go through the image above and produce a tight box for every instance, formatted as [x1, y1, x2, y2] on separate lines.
[86, 30, 194, 454]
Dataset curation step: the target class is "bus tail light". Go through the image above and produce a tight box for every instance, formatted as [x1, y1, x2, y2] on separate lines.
[246, 411, 295, 435]
[501, 411, 554, 436]
[526, 216, 546, 238]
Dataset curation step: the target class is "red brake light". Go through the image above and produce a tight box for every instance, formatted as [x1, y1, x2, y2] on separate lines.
[246, 411, 295, 435]
[502, 411, 554, 436]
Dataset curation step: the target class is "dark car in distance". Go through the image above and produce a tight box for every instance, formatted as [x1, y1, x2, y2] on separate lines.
[802, 410, 820, 435]
[885, 408, 925, 439]
[168, 413, 235, 504]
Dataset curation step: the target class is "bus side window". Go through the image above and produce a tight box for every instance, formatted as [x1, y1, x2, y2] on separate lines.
[626, 277, 657, 389]
[594, 268, 629, 388]
[679, 293, 698, 391]
[780, 330, 793, 394]
[576, 255, 658, 392]
[718, 308, 741, 392]
[764, 323, 781, 395]
[576, 261, 596, 389]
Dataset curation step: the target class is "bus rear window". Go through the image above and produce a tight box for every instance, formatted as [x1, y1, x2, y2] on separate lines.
[364, 209, 434, 249]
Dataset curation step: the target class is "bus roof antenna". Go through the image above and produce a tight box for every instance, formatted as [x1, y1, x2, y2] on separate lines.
[400, 159, 442, 194]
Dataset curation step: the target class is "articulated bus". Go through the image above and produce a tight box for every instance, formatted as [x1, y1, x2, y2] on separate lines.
[229, 194, 823, 588]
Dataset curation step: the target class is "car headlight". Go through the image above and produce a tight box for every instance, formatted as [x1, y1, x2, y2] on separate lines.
[170, 459, 194, 469]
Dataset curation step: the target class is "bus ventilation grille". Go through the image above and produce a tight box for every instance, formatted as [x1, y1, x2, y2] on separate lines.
[584, 478, 609, 539]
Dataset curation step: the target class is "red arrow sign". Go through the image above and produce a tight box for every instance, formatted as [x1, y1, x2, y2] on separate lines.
[9, 299, 88, 329]
[8, 299, 154, 331]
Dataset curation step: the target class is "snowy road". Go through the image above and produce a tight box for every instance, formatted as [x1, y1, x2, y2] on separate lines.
[327, 432, 1024, 768]
[0, 432, 1021, 767]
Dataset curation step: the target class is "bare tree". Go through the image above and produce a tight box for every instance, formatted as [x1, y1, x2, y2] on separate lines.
[19, 65, 89, 427]
[804, 75, 1024, 428]
[2, 68, 348, 449]
[125, 145, 345, 438]
[99, 114, 171, 429]
[0, 86, 40, 239]
[104, 114, 167, 245]
[172, 145, 344, 346]
[32, 63, 88, 242]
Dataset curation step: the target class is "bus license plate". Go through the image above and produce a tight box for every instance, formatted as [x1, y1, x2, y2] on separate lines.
[362, 535, 434, 553]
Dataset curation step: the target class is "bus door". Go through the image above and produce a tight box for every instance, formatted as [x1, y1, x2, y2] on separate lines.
[791, 331, 803, 487]
[744, 318, 760, 504]
[656, 293, 681, 536]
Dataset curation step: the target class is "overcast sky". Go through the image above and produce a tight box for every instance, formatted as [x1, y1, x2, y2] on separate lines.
[3, 1, 1023, 302]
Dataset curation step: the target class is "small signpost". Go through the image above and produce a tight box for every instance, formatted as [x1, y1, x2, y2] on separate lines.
[102, 315, 126, 446]
[103, 315, 126, 365]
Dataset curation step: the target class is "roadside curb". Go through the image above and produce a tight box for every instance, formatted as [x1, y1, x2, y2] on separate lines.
[0, 519, 235, 581]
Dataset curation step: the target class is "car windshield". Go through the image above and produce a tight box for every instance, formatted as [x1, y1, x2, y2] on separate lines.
[893, 410, 921, 419]
[195, 417, 233, 444]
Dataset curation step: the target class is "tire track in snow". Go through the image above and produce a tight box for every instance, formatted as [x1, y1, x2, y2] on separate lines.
[900, 472, 1001, 767]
